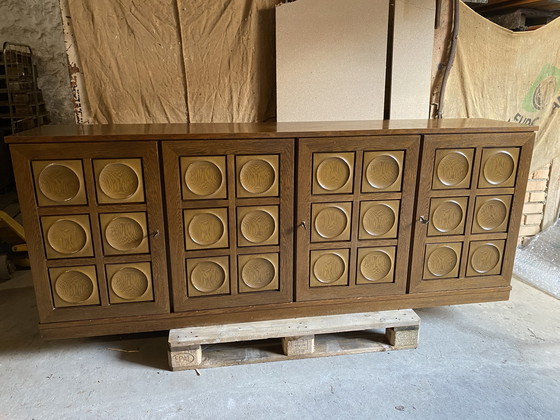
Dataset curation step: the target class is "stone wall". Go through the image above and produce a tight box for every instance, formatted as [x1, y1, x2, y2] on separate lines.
[0, 0, 74, 124]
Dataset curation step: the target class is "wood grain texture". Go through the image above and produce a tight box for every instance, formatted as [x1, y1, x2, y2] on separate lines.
[40, 286, 510, 340]
[6, 119, 535, 144]
[168, 309, 419, 346]
[162, 139, 294, 312]
[9, 120, 536, 340]
[169, 329, 415, 371]
[296, 135, 420, 301]
[10, 142, 169, 323]
[409, 132, 535, 293]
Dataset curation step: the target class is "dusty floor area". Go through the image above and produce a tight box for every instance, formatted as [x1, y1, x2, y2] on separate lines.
[0, 270, 559, 419]
[515, 220, 560, 299]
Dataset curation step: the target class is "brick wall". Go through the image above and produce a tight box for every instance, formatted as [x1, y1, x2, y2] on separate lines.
[518, 165, 550, 246]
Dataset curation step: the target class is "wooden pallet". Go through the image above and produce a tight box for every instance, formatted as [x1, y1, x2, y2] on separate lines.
[168, 309, 420, 371]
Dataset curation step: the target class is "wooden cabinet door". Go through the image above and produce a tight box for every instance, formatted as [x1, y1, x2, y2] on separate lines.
[11, 142, 169, 323]
[296, 136, 420, 301]
[409, 133, 534, 293]
[162, 139, 294, 311]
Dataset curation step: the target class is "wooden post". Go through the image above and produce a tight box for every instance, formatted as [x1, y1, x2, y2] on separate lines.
[168, 345, 202, 370]
[281, 335, 315, 356]
[386, 326, 419, 349]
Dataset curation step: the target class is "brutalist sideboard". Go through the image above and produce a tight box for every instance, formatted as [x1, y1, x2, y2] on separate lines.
[6, 119, 535, 339]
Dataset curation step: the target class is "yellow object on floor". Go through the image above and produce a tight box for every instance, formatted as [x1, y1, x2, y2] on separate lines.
[0, 210, 28, 276]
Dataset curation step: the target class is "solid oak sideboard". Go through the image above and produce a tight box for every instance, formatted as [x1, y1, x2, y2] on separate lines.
[6, 119, 535, 339]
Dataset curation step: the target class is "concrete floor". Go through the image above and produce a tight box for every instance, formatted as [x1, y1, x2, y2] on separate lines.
[1, 270, 559, 420]
[515, 220, 560, 299]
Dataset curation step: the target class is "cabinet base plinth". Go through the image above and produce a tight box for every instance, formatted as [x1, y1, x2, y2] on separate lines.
[39, 286, 510, 340]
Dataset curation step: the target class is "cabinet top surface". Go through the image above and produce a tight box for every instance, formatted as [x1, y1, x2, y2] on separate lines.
[6, 119, 536, 144]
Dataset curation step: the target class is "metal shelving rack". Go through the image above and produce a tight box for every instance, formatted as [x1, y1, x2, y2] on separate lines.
[0, 42, 50, 134]
[0, 42, 50, 190]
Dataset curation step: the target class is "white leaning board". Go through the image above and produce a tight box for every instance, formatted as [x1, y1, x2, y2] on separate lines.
[276, 0, 389, 122]
[391, 0, 436, 119]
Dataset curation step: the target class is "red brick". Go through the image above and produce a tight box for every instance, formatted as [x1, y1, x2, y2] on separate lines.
[519, 224, 541, 236]
[526, 179, 547, 191]
[529, 191, 546, 202]
[531, 167, 550, 179]
[524, 213, 543, 225]
[523, 202, 544, 214]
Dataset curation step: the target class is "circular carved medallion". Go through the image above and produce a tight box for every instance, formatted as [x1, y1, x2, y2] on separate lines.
[316, 157, 351, 191]
[314, 206, 348, 239]
[99, 163, 139, 199]
[483, 152, 515, 185]
[105, 217, 144, 251]
[471, 244, 501, 274]
[427, 246, 458, 277]
[362, 204, 396, 236]
[239, 159, 276, 194]
[366, 155, 400, 189]
[55, 270, 95, 304]
[185, 160, 223, 197]
[190, 261, 226, 293]
[432, 201, 464, 233]
[313, 253, 346, 284]
[360, 250, 392, 282]
[240, 210, 276, 244]
[437, 152, 470, 187]
[477, 199, 508, 231]
[241, 257, 276, 289]
[111, 267, 149, 300]
[188, 213, 224, 246]
[47, 219, 87, 255]
[38, 164, 80, 202]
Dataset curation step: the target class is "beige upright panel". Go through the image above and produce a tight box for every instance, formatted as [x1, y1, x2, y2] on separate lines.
[391, 0, 435, 119]
[276, 0, 388, 122]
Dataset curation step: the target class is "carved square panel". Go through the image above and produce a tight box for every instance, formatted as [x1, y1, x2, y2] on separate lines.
[312, 152, 355, 195]
[472, 195, 512, 234]
[183, 208, 228, 250]
[356, 246, 396, 284]
[362, 151, 404, 192]
[358, 200, 400, 240]
[238, 253, 279, 293]
[186, 256, 230, 297]
[478, 148, 519, 189]
[432, 149, 474, 190]
[41, 215, 94, 259]
[180, 156, 227, 200]
[427, 196, 469, 236]
[311, 202, 352, 242]
[237, 205, 279, 247]
[106, 262, 154, 304]
[93, 158, 145, 204]
[422, 242, 462, 280]
[236, 155, 279, 198]
[466, 240, 505, 277]
[100, 212, 150, 255]
[309, 249, 349, 287]
[49, 265, 99, 308]
[32, 160, 87, 206]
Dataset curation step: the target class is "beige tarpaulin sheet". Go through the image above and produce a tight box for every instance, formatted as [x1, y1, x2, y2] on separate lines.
[67, 0, 280, 124]
[445, 3, 560, 171]
[67, 0, 188, 124]
[178, 0, 279, 123]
